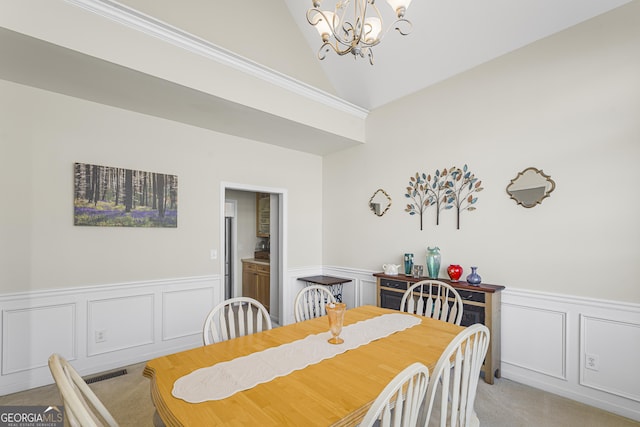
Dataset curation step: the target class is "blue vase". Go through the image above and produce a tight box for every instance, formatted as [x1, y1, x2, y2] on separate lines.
[404, 253, 414, 275]
[426, 247, 441, 279]
[466, 266, 482, 285]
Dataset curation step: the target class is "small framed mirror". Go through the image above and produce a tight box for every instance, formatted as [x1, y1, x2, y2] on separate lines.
[507, 167, 556, 208]
[369, 189, 392, 216]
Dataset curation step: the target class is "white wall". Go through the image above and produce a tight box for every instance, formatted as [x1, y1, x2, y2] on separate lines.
[0, 80, 323, 293]
[117, 0, 336, 95]
[323, 3, 640, 303]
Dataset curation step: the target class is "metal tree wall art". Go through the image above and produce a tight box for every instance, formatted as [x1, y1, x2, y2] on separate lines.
[405, 172, 434, 230]
[404, 165, 484, 230]
[444, 164, 484, 229]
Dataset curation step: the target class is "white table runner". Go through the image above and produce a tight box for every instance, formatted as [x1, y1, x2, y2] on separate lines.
[172, 313, 421, 403]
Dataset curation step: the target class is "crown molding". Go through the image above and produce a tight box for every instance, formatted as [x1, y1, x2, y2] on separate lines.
[65, 0, 369, 120]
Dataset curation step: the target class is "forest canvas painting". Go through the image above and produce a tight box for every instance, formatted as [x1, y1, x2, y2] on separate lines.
[74, 163, 177, 227]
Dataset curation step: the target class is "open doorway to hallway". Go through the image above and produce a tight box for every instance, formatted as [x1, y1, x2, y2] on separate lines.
[220, 183, 287, 326]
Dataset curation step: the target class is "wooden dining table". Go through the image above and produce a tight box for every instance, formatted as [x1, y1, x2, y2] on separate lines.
[143, 305, 464, 426]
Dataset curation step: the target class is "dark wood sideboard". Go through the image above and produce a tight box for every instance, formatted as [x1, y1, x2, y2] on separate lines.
[373, 272, 505, 384]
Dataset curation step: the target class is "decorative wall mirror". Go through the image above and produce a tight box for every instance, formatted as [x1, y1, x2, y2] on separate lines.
[369, 189, 392, 216]
[506, 167, 556, 208]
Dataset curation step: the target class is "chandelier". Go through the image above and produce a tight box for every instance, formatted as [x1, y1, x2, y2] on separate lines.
[307, 0, 413, 65]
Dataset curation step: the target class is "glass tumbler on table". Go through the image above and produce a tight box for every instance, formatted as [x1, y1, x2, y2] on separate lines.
[326, 303, 346, 344]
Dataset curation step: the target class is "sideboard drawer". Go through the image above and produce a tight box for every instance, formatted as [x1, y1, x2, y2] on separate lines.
[458, 290, 485, 303]
[380, 278, 408, 290]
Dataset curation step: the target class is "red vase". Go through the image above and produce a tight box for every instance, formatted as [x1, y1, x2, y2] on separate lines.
[447, 264, 463, 281]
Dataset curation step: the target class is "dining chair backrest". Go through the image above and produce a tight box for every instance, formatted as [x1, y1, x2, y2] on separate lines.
[48, 353, 119, 427]
[293, 285, 336, 322]
[203, 297, 272, 345]
[400, 280, 464, 325]
[360, 362, 430, 427]
[421, 324, 490, 427]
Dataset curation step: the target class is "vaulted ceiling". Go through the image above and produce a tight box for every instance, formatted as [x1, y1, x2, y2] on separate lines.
[120, 0, 631, 110]
[0, 0, 632, 154]
[285, 0, 632, 110]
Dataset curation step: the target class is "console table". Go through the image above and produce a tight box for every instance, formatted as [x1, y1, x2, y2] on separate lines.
[373, 272, 505, 384]
[298, 275, 352, 303]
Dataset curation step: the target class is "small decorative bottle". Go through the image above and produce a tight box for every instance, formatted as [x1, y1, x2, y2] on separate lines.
[404, 253, 414, 276]
[466, 266, 482, 285]
[426, 247, 441, 279]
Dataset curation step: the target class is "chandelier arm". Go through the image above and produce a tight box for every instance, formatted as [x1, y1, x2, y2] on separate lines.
[357, 17, 412, 48]
[367, 48, 374, 65]
[393, 18, 413, 36]
[317, 41, 354, 60]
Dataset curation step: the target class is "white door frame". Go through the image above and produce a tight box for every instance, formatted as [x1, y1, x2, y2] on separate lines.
[219, 182, 288, 325]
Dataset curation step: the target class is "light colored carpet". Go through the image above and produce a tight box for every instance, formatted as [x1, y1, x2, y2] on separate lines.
[0, 362, 638, 426]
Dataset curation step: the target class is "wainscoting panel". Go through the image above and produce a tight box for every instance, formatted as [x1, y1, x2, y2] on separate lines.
[0, 276, 219, 395]
[2, 303, 76, 375]
[323, 266, 380, 308]
[502, 303, 566, 379]
[580, 314, 640, 402]
[502, 288, 640, 421]
[87, 294, 154, 356]
[162, 287, 215, 341]
[359, 277, 378, 307]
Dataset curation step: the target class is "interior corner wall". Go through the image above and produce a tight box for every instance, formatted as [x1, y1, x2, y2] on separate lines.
[0, 79, 323, 293]
[322, 3, 640, 304]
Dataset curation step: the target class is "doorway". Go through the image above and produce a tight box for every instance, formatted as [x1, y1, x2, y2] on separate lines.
[220, 183, 287, 325]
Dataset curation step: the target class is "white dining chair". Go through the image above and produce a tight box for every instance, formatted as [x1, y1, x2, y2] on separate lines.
[48, 353, 120, 427]
[294, 285, 336, 322]
[360, 362, 430, 427]
[400, 280, 464, 325]
[203, 296, 272, 345]
[421, 324, 490, 427]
